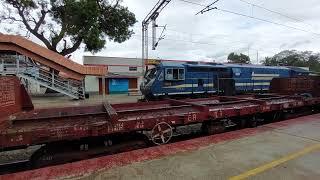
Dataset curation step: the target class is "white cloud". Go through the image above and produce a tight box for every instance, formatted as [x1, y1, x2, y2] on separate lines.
[3, 0, 320, 64]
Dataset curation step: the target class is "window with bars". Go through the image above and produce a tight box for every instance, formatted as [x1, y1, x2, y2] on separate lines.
[129, 66, 137, 71]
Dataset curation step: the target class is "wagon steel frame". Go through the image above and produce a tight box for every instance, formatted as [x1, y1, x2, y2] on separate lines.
[1, 79, 320, 151]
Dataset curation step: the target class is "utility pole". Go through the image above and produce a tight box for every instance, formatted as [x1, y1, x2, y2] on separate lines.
[142, 0, 171, 75]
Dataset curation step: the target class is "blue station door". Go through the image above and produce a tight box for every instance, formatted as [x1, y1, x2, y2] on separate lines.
[109, 78, 129, 94]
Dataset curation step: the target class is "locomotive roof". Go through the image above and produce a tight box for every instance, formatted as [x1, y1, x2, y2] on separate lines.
[224, 63, 289, 69]
[287, 66, 310, 73]
[160, 61, 186, 67]
[160, 61, 290, 70]
[186, 64, 227, 68]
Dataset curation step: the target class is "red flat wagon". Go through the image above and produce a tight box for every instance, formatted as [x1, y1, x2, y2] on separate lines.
[1, 76, 320, 167]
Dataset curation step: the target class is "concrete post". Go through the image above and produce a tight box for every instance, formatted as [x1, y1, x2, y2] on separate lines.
[68, 81, 70, 92]
[51, 69, 54, 87]
[16, 54, 19, 74]
[102, 76, 106, 100]
[0, 59, 3, 75]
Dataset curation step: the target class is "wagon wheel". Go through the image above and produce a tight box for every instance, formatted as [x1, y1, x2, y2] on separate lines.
[151, 122, 173, 145]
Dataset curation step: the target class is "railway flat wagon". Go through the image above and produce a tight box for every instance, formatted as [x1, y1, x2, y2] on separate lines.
[1, 76, 320, 168]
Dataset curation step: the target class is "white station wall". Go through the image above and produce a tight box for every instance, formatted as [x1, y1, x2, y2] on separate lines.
[85, 76, 99, 93]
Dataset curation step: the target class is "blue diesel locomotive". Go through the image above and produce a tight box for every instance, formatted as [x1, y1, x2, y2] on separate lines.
[140, 61, 309, 99]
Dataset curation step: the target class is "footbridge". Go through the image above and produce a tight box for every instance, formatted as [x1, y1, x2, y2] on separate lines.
[0, 34, 107, 99]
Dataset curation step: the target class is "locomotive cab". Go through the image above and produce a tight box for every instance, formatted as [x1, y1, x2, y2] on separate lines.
[141, 62, 187, 99]
[140, 66, 158, 98]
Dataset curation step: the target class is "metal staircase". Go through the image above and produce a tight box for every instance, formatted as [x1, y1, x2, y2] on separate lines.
[0, 54, 85, 99]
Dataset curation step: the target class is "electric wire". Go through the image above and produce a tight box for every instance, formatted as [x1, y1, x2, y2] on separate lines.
[215, 7, 320, 37]
[176, 0, 320, 37]
[177, 0, 205, 7]
[239, 0, 314, 28]
[132, 34, 276, 55]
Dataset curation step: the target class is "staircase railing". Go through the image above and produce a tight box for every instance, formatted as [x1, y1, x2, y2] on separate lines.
[0, 55, 84, 99]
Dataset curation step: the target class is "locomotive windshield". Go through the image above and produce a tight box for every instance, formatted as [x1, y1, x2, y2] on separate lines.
[144, 68, 157, 82]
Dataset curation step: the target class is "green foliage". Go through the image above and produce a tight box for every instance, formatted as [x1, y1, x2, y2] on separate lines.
[262, 52, 320, 73]
[1, 0, 137, 55]
[227, 52, 251, 64]
[308, 55, 320, 72]
[263, 57, 278, 66]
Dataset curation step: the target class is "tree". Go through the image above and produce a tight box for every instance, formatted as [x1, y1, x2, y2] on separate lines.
[0, 0, 137, 56]
[308, 55, 320, 72]
[262, 51, 320, 72]
[227, 52, 250, 64]
[263, 57, 278, 66]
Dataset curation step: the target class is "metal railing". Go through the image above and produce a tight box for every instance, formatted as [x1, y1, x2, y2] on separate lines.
[0, 55, 84, 99]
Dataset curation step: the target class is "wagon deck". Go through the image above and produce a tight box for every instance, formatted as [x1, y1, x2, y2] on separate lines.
[1, 78, 319, 150]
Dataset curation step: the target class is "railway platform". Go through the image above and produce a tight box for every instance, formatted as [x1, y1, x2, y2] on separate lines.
[1, 113, 319, 180]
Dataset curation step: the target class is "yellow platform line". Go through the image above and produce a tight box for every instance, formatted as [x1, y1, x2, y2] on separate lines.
[229, 144, 320, 180]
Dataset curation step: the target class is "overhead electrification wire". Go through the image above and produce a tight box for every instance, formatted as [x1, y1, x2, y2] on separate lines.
[133, 24, 279, 55]
[133, 23, 274, 51]
[196, 0, 221, 15]
[176, 0, 320, 37]
[165, 28, 259, 46]
[131, 34, 271, 61]
[176, 0, 205, 7]
[131, 34, 276, 55]
[215, 8, 320, 37]
[239, 0, 314, 27]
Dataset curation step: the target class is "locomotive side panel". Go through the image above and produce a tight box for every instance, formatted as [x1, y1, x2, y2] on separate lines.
[228, 65, 291, 93]
[140, 62, 311, 99]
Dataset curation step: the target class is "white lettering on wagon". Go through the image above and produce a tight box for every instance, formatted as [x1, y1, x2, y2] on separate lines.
[73, 126, 89, 131]
[50, 128, 72, 139]
[135, 121, 144, 129]
[107, 123, 124, 132]
[187, 113, 197, 122]
[10, 135, 23, 142]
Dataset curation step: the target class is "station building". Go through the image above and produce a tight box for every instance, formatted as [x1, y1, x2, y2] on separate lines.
[83, 56, 144, 95]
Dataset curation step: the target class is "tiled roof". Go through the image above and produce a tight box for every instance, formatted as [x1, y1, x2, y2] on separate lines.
[0, 34, 107, 80]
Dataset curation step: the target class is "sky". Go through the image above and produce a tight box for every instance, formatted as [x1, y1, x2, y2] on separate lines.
[3, 0, 320, 64]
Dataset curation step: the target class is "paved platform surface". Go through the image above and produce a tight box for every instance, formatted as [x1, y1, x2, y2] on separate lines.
[1, 114, 320, 180]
